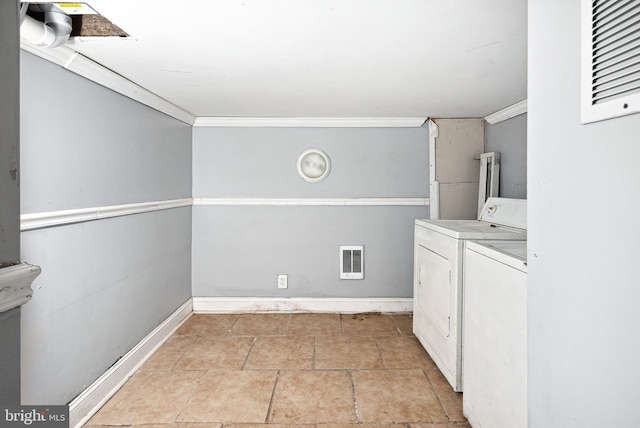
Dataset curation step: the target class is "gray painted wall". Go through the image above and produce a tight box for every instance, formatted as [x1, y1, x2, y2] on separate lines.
[193, 206, 426, 297]
[21, 209, 191, 404]
[485, 113, 527, 199]
[193, 127, 429, 198]
[20, 53, 192, 214]
[19, 53, 193, 404]
[192, 127, 429, 297]
[0, 0, 22, 406]
[529, 1, 640, 426]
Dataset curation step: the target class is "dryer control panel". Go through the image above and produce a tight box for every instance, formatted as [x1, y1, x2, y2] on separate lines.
[478, 197, 527, 230]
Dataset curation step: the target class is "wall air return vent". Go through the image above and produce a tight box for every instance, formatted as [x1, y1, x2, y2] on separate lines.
[581, 0, 640, 123]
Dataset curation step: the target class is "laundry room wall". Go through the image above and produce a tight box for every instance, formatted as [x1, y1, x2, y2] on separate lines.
[485, 113, 527, 199]
[19, 52, 193, 405]
[192, 126, 429, 299]
[528, 0, 640, 426]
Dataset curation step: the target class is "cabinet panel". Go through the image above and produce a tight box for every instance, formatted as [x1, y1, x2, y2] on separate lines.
[416, 244, 451, 337]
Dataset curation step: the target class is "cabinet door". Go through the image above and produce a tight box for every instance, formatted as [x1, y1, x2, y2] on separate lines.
[415, 243, 451, 337]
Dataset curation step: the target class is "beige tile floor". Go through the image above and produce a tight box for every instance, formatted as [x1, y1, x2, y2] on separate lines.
[85, 313, 468, 427]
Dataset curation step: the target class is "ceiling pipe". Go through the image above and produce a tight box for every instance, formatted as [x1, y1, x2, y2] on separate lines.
[20, 3, 72, 48]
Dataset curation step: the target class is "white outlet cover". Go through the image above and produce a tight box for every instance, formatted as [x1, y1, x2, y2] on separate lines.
[277, 274, 288, 289]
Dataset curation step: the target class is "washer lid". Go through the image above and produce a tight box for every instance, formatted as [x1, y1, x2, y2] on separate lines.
[465, 240, 528, 273]
[478, 197, 527, 229]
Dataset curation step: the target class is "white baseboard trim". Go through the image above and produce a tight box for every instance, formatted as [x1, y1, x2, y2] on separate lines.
[192, 297, 413, 314]
[68, 299, 193, 428]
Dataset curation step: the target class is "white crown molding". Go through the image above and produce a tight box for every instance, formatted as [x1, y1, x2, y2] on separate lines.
[21, 42, 428, 129]
[68, 299, 192, 428]
[192, 297, 413, 314]
[193, 197, 430, 206]
[21, 198, 192, 231]
[484, 99, 528, 125]
[193, 117, 428, 128]
[20, 42, 196, 125]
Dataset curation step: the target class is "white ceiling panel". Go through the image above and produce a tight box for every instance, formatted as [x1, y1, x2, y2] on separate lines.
[45, 0, 527, 119]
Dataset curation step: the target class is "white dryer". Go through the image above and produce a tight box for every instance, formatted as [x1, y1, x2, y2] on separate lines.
[413, 197, 526, 392]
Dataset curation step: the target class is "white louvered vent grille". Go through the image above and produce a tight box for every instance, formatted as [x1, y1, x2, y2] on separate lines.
[582, 0, 640, 123]
[339, 245, 364, 280]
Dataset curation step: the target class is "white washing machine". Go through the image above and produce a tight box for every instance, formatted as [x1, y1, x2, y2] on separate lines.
[413, 197, 526, 392]
[463, 240, 527, 428]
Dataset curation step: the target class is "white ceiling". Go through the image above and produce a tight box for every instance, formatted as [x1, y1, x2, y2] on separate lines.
[60, 0, 527, 119]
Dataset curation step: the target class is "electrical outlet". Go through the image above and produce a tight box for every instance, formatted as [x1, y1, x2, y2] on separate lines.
[277, 274, 288, 289]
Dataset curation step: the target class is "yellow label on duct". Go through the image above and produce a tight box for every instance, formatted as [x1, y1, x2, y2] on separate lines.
[53, 3, 98, 14]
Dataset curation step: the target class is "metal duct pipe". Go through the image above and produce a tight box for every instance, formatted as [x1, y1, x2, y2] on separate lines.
[20, 4, 71, 48]
[21, 14, 57, 46]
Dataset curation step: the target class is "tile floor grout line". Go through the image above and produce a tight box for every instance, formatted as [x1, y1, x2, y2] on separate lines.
[391, 315, 402, 336]
[421, 366, 452, 423]
[240, 336, 258, 370]
[264, 369, 281, 423]
[226, 314, 240, 336]
[374, 336, 387, 370]
[312, 335, 317, 370]
[168, 335, 199, 372]
[172, 369, 208, 424]
[283, 313, 292, 335]
[348, 369, 361, 423]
